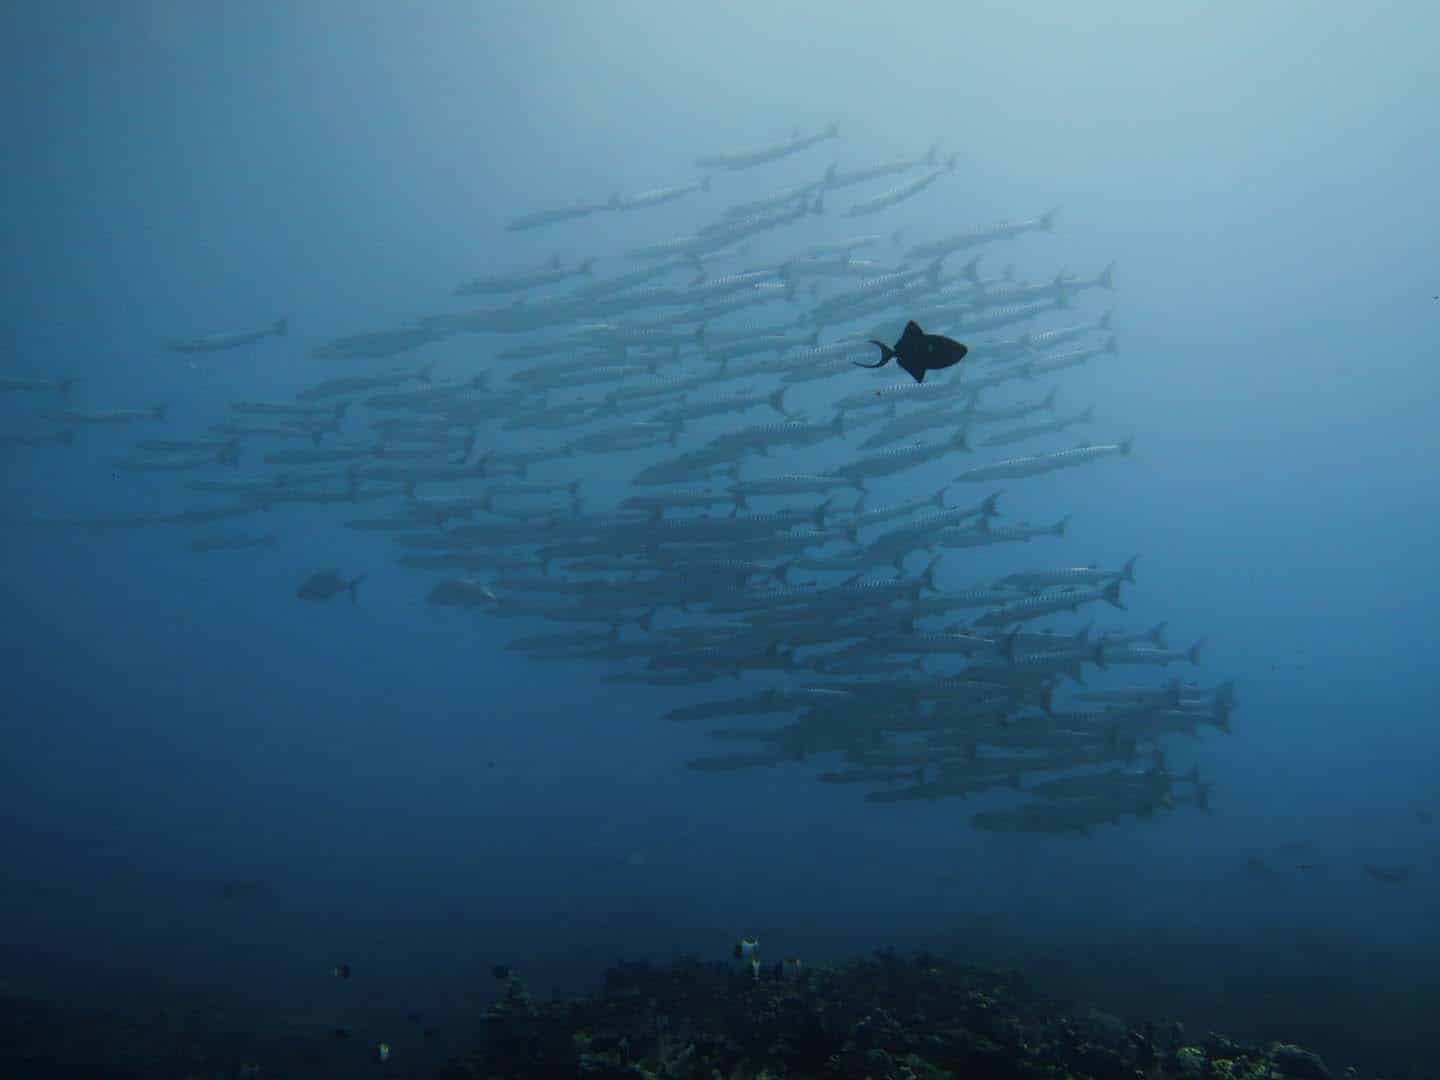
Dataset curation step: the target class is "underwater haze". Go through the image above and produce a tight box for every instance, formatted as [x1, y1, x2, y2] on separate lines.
[3, 2, 1438, 1076]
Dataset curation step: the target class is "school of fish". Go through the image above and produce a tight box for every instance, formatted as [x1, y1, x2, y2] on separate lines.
[2, 123, 1233, 832]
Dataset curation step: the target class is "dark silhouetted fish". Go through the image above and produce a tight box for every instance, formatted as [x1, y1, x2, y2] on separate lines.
[297, 570, 365, 604]
[855, 320, 968, 383]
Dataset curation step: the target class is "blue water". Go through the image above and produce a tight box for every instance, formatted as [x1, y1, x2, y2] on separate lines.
[3, 3, 1438, 1075]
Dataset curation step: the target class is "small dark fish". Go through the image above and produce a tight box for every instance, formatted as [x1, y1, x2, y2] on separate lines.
[492, 964, 512, 980]
[406, 1011, 423, 1023]
[855, 320, 968, 383]
[332, 1027, 351, 1039]
[332, 963, 352, 980]
[1363, 863, 1411, 884]
[297, 570, 366, 604]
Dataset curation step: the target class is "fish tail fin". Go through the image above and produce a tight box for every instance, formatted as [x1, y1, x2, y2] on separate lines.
[1054, 514, 1070, 537]
[952, 427, 971, 452]
[823, 162, 837, 186]
[921, 553, 942, 592]
[962, 255, 982, 284]
[348, 575, 366, 605]
[334, 401, 350, 420]
[57, 378, 76, 396]
[1040, 207, 1059, 231]
[1043, 388, 1057, 410]
[61, 430, 75, 446]
[768, 387, 789, 416]
[578, 257, 594, 275]
[273, 317, 288, 337]
[1119, 437, 1133, 456]
[981, 489, 1001, 517]
[1103, 579, 1125, 610]
[1121, 555, 1139, 584]
[1188, 639, 1205, 666]
[932, 485, 949, 509]
[857, 341, 895, 369]
[1105, 335, 1119, 355]
[1098, 309, 1113, 331]
[1098, 261, 1116, 289]
[814, 498, 833, 530]
[152, 403, 169, 422]
[700, 175, 712, 192]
